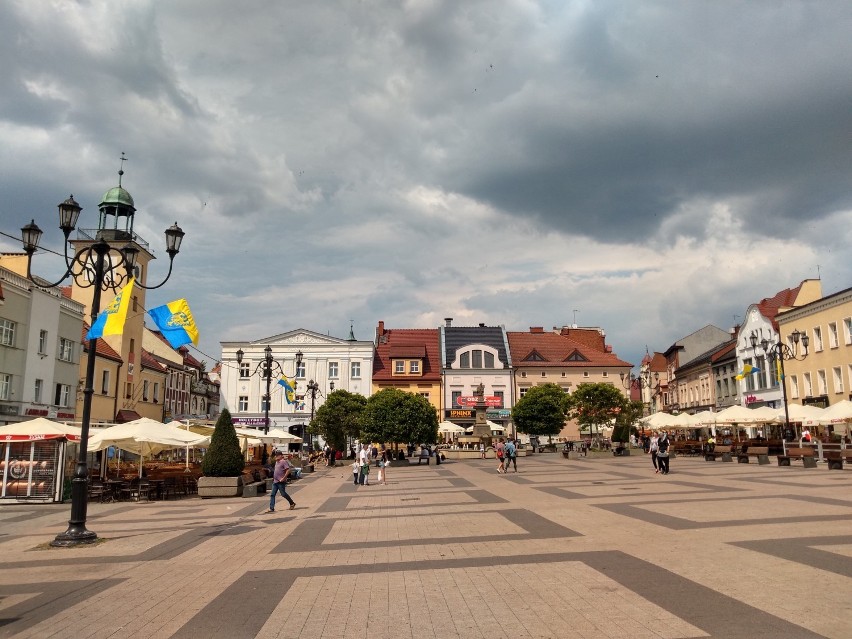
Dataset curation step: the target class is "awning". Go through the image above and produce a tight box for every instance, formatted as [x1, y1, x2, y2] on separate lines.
[115, 410, 143, 423]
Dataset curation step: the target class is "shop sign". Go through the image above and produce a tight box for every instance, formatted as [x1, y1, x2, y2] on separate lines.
[486, 409, 511, 419]
[446, 409, 473, 419]
[456, 396, 503, 407]
[232, 417, 267, 426]
[26, 408, 49, 417]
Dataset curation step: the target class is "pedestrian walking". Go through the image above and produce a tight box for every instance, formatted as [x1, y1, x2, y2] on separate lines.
[657, 431, 671, 475]
[263, 450, 295, 513]
[377, 450, 388, 485]
[351, 459, 360, 485]
[479, 442, 486, 459]
[505, 438, 518, 472]
[495, 438, 506, 473]
[650, 434, 660, 473]
[358, 443, 370, 485]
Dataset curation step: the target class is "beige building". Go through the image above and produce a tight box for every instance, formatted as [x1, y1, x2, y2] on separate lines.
[777, 286, 852, 409]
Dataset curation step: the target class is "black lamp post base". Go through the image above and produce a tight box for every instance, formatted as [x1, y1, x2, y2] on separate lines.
[50, 525, 98, 547]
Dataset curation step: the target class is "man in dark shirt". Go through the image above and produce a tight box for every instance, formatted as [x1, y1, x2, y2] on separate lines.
[264, 450, 295, 513]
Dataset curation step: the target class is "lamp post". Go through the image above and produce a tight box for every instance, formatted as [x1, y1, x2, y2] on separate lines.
[21, 177, 184, 547]
[620, 369, 659, 394]
[234, 347, 302, 435]
[750, 329, 809, 441]
[305, 379, 320, 452]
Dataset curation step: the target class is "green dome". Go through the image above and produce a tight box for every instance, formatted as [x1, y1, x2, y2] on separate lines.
[99, 186, 135, 210]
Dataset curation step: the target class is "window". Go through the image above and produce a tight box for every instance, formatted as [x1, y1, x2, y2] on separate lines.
[540, 371, 546, 377]
[0, 374, 11, 400]
[519, 387, 529, 398]
[239, 363, 250, 378]
[472, 350, 482, 368]
[35, 378, 43, 403]
[143, 380, 150, 401]
[716, 379, 722, 398]
[238, 396, 249, 412]
[395, 361, 405, 374]
[296, 361, 305, 379]
[328, 362, 339, 378]
[419, 392, 430, 401]
[520, 371, 527, 378]
[59, 338, 74, 362]
[803, 372, 812, 397]
[494, 390, 504, 407]
[54, 383, 70, 407]
[261, 395, 270, 412]
[409, 360, 420, 374]
[789, 375, 799, 399]
[0, 319, 16, 347]
[101, 370, 110, 394]
[813, 327, 823, 352]
[744, 358, 756, 392]
[844, 317, 852, 345]
[602, 371, 608, 378]
[817, 369, 827, 395]
[459, 352, 470, 368]
[832, 367, 843, 394]
[828, 322, 839, 349]
[153, 382, 160, 403]
[125, 382, 132, 399]
[351, 361, 361, 378]
[583, 371, 589, 378]
[484, 352, 494, 368]
[451, 391, 462, 407]
[38, 330, 48, 354]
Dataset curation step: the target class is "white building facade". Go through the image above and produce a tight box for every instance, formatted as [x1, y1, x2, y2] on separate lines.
[220, 329, 375, 434]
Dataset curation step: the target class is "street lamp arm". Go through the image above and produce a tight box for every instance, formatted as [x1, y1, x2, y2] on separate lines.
[132, 255, 176, 290]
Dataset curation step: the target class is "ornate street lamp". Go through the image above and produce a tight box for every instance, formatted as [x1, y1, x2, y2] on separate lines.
[620, 369, 659, 391]
[305, 379, 320, 452]
[750, 329, 808, 440]
[235, 347, 302, 435]
[21, 167, 184, 547]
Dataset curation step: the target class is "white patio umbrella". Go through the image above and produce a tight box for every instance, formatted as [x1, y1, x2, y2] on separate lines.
[0, 418, 82, 441]
[438, 421, 466, 433]
[88, 417, 209, 477]
[779, 403, 826, 425]
[640, 412, 677, 430]
[256, 428, 303, 445]
[713, 405, 777, 424]
[815, 400, 852, 435]
[487, 420, 505, 432]
[690, 411, 719, 426]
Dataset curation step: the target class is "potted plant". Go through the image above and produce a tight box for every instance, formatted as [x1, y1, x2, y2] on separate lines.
[197, 409, 245, 498]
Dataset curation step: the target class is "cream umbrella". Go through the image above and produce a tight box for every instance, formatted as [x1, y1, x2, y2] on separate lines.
[780, 403, 826, 425]
[640, 412, 677, 430]
[438, 421, 466, 433]
[257, 428, 303, 445]
[0, 418, 81, 441]
[814, 400, 852, 435]
[713, 405, 776, 424]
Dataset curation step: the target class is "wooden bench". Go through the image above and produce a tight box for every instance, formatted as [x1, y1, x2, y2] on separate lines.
[737, 446, 769, 465]
[705, 445, 733, 462]
[777, 447, 817, 468]
[825, 450, 852, 470]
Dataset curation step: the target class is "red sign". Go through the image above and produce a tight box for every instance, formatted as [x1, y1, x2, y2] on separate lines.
[456, 396, 503, 407]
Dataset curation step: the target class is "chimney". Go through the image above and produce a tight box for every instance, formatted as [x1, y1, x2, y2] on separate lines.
[376, 321, 385, 343]
[445, 317, 453, 327]
[479, 322, 486, 327]
[530, 327, 544, 333]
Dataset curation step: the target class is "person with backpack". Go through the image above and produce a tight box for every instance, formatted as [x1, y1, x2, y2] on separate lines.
[504, 438, 518, 473]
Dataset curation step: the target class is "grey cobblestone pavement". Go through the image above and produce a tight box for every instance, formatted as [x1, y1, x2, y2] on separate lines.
[1, 452, 850, 638]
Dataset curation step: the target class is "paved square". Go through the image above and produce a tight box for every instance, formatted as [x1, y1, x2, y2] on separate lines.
[1, 452, 850, 638]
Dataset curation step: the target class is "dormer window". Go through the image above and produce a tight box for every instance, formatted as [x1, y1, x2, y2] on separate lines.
[395, 361, 405, 374]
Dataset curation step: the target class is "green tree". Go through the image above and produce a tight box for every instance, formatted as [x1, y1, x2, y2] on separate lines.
[201, 408, 245, 477]
[612, 400, 644, 443]
[360, 388, 438, 446]
[567, 383, 627, 439]
[512, 383, 570, 443]
[311, 389, 366, 451]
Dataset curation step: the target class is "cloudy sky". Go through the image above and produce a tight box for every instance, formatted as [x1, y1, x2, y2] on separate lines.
[1, 0, 850, 371]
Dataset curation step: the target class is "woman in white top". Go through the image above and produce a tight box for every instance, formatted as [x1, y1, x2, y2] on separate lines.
[650, 434, 660, 473]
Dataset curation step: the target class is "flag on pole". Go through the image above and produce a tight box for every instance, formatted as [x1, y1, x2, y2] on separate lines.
[87, 278, 135, 339]
[735, 363, 761, 380]
[148, 298, 199, 349]
[776, 358, 784, 383]
[278, 377, 296, 404]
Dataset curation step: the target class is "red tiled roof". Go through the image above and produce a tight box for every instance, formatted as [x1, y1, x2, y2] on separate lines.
[141, 349, 167, 372]
[373, 328, 441, 381]
[756, 283, 804, 330]
[556, 327, 607, 352]
[507, 330, 632, 368]
[81, 324, 123, 363]
[648, 352, 667, 373]
[710, 340, 737, 363]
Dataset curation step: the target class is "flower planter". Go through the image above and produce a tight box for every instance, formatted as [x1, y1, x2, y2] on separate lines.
[197, 476, 243, 498]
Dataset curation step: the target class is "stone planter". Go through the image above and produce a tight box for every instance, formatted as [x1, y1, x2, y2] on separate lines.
[302, 464, 315, 473]
[197, 476, 242, 498]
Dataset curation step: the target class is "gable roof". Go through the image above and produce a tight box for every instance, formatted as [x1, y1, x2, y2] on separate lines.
[81, 325, 123, 363]
[506, 330, 632, 368]
[373, 328, 441, 381]
[755, 281, 813, 331]
[442, 325, 510, 368]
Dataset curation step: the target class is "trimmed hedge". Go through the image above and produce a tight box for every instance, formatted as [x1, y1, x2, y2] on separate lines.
[201, 409, 245, 477]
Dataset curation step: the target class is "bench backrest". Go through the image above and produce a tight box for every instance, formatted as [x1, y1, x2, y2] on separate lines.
[784, 447, 814, 457]
[747, 446, 768, 454]
[715, 445, 733, 453]
[241, 472, 255, 484]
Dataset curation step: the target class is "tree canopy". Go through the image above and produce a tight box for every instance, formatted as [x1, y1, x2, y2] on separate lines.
[566, 383, 628, 435]
[512, 383, 570, 440]
[612, 400, 645, 442]
[360, 388, 438, 445]
[311, 389, 366, 451]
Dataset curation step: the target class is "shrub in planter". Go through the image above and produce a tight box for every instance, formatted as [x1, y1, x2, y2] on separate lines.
[201, 409, 245, 477]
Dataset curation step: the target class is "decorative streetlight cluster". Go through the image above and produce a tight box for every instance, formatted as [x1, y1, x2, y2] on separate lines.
[20, 176, 184, 547]
[749, 328, 809, 435]
[235, 346, 302, 435]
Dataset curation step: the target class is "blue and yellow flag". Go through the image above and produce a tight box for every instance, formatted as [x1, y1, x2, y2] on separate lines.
[87, 278, 135, 340]
[277, 377, 296, 404]
[735, 363, 761, 380]
[148, 298, 199, 349]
